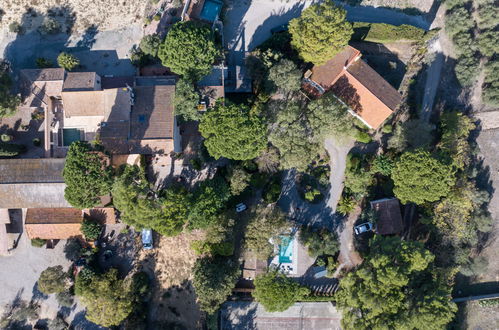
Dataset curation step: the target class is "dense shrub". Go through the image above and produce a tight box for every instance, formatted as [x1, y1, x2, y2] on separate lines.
[0, 142, 25, 156]
[299, 226, 339, 258]
[8, 21, 24, 34]
[38, 266, 68, 294]
[352, 22, 426, 42]
[482, 60, 499, 107]
[38, 18, 61, 35]
[57, 52, 80, 71]
[31, 238, 46, 248]
[81, 218, 103, 241]
[253, 271, 310, 312]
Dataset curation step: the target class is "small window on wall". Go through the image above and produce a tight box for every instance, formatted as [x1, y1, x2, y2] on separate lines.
[138, 115, 147, 123]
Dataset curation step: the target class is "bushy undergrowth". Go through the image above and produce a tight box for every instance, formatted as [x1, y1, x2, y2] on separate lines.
[351, 22, 426, 42]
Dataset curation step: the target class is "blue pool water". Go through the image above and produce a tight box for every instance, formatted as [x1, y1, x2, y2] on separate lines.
[278, 236, 293, 264]
[199, 0, 222, 22]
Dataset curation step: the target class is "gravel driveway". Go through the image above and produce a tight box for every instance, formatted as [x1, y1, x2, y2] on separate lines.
[223, 0, 430, 61]
[0, 24, 141, 78]
[278, 138, 354, 229]
[0, 233, 70, 316]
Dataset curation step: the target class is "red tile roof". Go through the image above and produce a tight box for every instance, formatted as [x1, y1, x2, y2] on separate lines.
[307, 46, 401, 129]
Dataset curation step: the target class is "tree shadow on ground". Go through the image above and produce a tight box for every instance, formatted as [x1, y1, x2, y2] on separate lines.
[134, 255, 201, 330]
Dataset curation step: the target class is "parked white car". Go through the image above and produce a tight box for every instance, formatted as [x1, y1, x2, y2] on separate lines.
[354, 222, 374, 235]
[141, 229, 153, 250]
[236, 203, 247, 213]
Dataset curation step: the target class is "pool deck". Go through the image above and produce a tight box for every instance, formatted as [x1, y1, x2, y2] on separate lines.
[270, 236, 315, 277]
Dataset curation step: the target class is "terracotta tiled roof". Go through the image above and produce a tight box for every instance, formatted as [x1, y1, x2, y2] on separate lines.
[131, 86, 175, 139]
[370, 198, 404, 235]
[0, 183, 69, 209]
[102, 76, 134, 89]
[21, 68, 65, 82]
[307, 46, 401, 129]
[25, 208, 83, 240]
[62, 90, 106, 117]
[25, 207, 116, 240]
[331, 72, 394, 129]
[63, 72, 99, 91]
[0, 159, 65, 184]
[346, 59, 402, 111]
[309, 46, 361, 88]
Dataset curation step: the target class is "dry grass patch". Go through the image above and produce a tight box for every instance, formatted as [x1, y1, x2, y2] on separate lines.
[1, 0, 147, 32]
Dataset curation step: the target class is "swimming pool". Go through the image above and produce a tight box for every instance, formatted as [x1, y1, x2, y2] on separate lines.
[278, 235, 293, 264]
[62, 128, 82, 146]
[199, 0, 222, 22]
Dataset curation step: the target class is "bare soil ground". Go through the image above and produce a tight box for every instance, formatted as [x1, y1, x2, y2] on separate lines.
[463, 301, 499, 330]
[0, 0, 148, 33]
[138, 231, 205, 329]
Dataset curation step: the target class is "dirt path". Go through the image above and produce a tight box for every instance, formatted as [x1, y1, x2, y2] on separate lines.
[421, 36, 444, 122]
[334, 206, 363, 276]
[324, 137, 355, 214]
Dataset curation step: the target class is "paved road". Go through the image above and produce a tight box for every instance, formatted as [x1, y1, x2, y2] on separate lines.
[224, 0, 430, 55]
[223, 0, 431, 90]
[277, 138, 354, 229]
[324, 137, 355, 213]
[420, 37, 444, 122]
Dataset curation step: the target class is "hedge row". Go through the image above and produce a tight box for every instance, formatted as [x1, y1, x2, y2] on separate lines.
[351, 22, 427, 43]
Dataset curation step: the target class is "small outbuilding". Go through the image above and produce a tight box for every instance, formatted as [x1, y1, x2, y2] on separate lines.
[25, 207, 116, 240]
[370, 198, 404, 235]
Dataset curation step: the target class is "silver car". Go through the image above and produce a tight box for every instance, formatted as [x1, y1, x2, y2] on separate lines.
[141, 229, 153, 250]
[354, 222, 374, 235]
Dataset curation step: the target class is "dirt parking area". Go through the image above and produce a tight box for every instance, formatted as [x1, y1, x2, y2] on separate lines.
[0, 0, 147, 33]
[138, 231, 205, 329]
[0, 232, 71, 317]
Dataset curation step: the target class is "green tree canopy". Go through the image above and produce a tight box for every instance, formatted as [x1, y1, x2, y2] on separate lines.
[199, 102, 267, 160]
[192, 256, 240, 313]
[228, 167, 251, 195]
[80, 218, 103, 241]
[38, 266, 68, 295]
[57, 52, 80, 71]
[245, 205, 287, 259]
[438, 111, 475, 170]
[267, 59, 302, 92]
[266, 100, 321, 171]
[174, 78, 200, 121]
[289, 1, 353, 65]
[158, 21, 219, 79]
[0, 62, 20, 118]
[139, 34, 162, 57]
[391, 149, 455, 204]
[387, 119, 435, 152]
[307, 93, 356, 143]
[188, 176, 231, 229]
[298, 226, 339, 258]
[78, 268, 134, 327]
[112, 165, 190, 236]
[253, 271, 310, 312]
[335, 236, 456, 330]
[63, 142, 112, 208]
